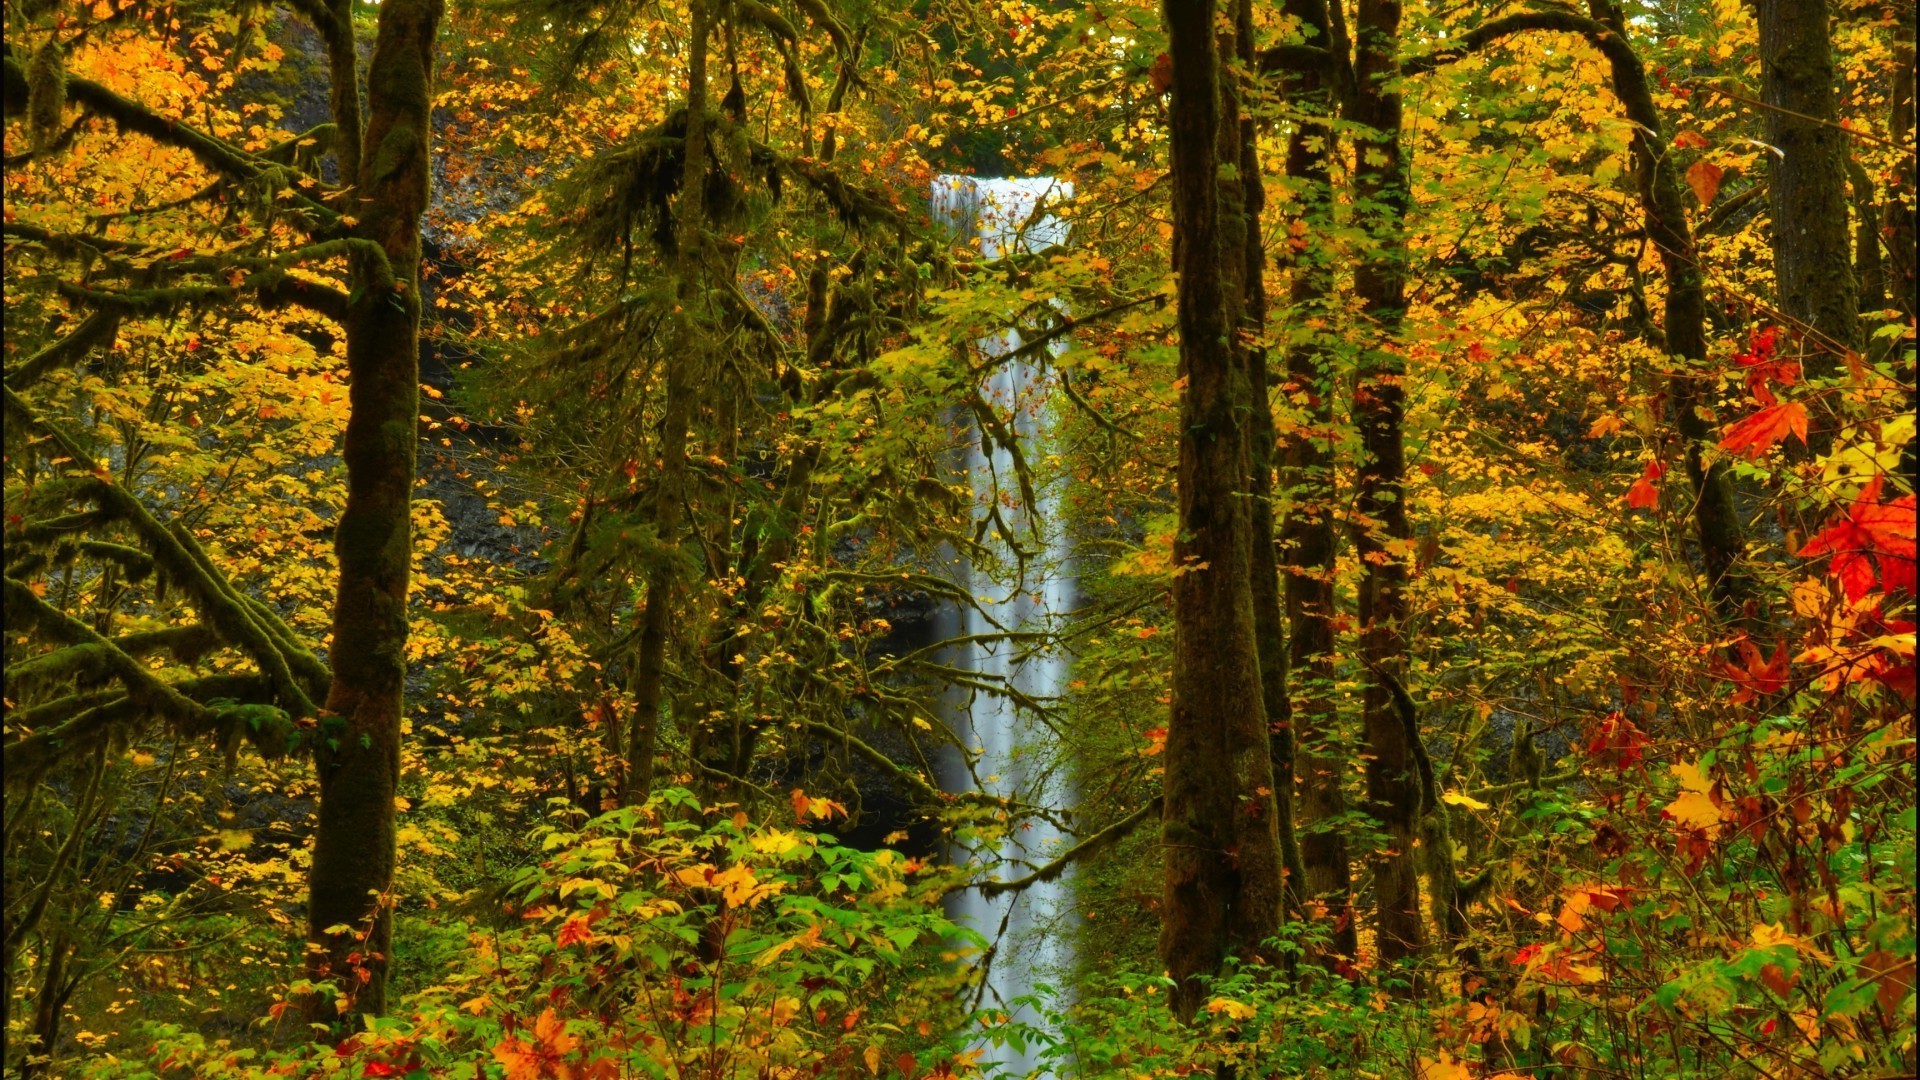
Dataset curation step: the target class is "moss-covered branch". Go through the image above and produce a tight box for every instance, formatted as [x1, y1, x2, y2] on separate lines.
[1, 44, 335, 220]
[3, 309, 121, 391]
[974, 796, 1163, 897]
[4, 387, 329, 713]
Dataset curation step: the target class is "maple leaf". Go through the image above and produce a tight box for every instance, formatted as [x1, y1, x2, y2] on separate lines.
[1719, 402, 1808, 459]
[1733, 325, 1799, 403]
[1797, 475, 1918, 602]
[1625, 460, 1663, 509]
[1140, 725, 1168, 756]
[1685, 160, 1724, 204]
[555, 916, 593, 948]
[1724, 638, 1792, 703]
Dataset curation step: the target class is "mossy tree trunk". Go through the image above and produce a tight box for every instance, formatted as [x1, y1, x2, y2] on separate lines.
[1158, 0, 1285, 1020]
[1758, 0, 1860, 373]
[1348, 0, 1425, 971]
[1233, 0, 1308, 920]
[1274, 0, 1360, 965]
[1887, 4, 1917, 488]
[304, 0, 442, 1020]
[1885, 6, 1916, 325]
[626, 0, 713, 805]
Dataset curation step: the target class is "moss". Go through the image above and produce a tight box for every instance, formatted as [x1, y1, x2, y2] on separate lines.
[27, 38, 64, 154]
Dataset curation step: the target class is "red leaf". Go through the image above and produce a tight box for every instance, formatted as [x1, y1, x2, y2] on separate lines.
[1724, 638, 1792, 703]
[1798, 476, 1918, 601]
[1625, 460, 1664, 509]
[1148, 53, 1173, 95]
[1673, 130, 1711, 150]
[1719, 402, 1807, 458]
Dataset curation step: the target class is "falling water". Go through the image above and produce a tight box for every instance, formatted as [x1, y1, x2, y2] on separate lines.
[931, 175, 1077, 1078]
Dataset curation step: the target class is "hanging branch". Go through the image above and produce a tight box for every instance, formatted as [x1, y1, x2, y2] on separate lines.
[4, 387, 328, 715]
[972, 795, 1163, 897]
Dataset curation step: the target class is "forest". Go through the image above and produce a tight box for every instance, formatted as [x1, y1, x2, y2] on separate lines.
[2, 0, 1914, 1075]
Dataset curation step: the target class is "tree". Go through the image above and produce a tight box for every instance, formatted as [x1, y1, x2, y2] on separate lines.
[1157, 0, 1285, 1017]
[1757, 0, 1860, 374]
[298, 0, 444, 1018]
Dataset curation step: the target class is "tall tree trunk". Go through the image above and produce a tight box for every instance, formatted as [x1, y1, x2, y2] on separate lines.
[305, 0, 443, 1020]
[1348, 0, 1425, 971]
[1274, 0, 1358, 963]
[1159, 0, 1285, 1020]
[626, 0, 712, 804]
[1887, 4, 1916, 489]
[1758, 0, 1860, 374]
[1234, 0, 1308, 918]
[1885, 5, 1916, 324]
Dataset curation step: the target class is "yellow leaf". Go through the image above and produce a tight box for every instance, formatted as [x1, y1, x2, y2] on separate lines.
[865, 1045, 883, 1076]
[1665, 790, 1725, 831]
[1587, 414, 1626, 438]
[1416, 1053, 1473, 1080]
[1203, 997, 1257, 1020]
[1670, 760, 1714, 795]
[751, 829, 801, 856]
[1441, 790, 1491, 811]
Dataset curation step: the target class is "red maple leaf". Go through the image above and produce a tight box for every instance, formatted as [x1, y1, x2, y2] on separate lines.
[1719, 401, 1808, 459]
[1723, 638, 1792, 704]
[1797, 475, 1918, 602]
[1732, 326, 1800, 405]
[1625, 460, 1664, 509]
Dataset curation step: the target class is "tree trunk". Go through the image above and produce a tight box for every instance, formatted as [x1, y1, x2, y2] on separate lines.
[1274, 0, 1358, 963]
[305, 0, 442, 1020]
[1348, 0, 1425, 971]
[1758, 0, 1860, 372]
[1887, 5, 1917, 489]
[1587, 0, 1750, 622]
[1234, 0, 1307, 918]
[627, 0, 712, 804]
[1885, 5, 1916, 324]
[1158, 0, 1285, 1020]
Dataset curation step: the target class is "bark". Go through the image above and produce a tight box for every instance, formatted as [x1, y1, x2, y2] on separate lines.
[627, 0, 712, 804]
[1348, 0, 1424, 971]
[1234, 0, 1308, 917]
[304, 0, 441, 1020]
[1887, 5, 1917, 489]
[1886, 6, 1916, 323]
[1158, 0, 1286, 1020]
[1274, 0, 1358, 961]
[1758, 0, 1860, 371]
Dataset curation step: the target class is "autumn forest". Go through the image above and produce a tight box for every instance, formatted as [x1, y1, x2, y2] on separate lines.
[2, 0, 1914, 1076]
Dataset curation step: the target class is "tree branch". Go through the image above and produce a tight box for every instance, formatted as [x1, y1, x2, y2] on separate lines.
[973, 796, 1164, 896]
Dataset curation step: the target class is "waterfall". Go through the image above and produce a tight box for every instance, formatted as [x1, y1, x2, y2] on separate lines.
[931, 175, 1077, 1078]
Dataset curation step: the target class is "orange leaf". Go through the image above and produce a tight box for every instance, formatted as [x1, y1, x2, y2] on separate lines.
[1625, 460, 1664, 509]
[1719, 402, 1807, 458]
[1686, 160, 1724, 204]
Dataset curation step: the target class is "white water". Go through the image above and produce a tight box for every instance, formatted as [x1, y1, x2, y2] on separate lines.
[931, 175, 1077, 1078]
